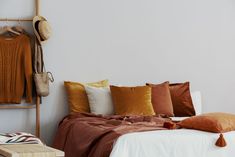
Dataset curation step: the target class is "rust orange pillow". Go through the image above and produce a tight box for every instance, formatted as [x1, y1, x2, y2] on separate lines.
[110, 85, 155, 116]
[146, 82, 174, 116]
[179, 112, 235, 133]
[170, 82, 195, 117]
[64, 80, 109, 113]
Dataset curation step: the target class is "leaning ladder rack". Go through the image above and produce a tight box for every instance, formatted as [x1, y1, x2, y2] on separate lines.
[0, 0, 42, 138]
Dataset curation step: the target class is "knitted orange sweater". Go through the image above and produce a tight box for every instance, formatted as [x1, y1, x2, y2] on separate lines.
[0, 34, 32, 104]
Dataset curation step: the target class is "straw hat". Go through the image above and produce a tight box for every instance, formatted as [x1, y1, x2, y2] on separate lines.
[33, 16, 52, 43]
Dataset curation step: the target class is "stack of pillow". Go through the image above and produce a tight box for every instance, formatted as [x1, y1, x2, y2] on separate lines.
[64, 80, 202, 117]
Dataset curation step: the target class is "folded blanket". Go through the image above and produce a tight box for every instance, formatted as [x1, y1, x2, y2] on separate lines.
[0, 132, 42, 145]
[53, 113, 172, 157]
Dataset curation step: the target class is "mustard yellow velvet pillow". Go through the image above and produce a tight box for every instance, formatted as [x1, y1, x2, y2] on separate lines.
[110, 85, 155, 116]
[64, 80, 109, 113]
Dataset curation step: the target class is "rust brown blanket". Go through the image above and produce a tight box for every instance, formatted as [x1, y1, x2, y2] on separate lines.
[52, 113, 172, 157]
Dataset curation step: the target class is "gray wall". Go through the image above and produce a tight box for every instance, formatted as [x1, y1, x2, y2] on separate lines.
[0, 0, 235, 145]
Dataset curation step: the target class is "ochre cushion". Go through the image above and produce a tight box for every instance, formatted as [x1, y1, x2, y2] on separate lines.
[64, 80, 109, 113]
[179, 112, 235, 133]
[170, 82, 195, 117]
[110, 85, 155, 116]
[146, 82, 174, 116]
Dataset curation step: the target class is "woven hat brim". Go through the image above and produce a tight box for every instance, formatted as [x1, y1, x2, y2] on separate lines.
[33, 16, 47, 43]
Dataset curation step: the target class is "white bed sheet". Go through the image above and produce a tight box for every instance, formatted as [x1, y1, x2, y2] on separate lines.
[170, 117, 189, 121]
[110, 129, 235, 157]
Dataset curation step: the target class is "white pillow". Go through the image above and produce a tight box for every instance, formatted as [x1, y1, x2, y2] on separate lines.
[85, 86, 114, 115]
[191, 91, 202, 115]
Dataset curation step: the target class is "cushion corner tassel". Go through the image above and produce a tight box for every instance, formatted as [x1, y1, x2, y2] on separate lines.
[215, 133, 227, 147]
[163, 121, 176, 129]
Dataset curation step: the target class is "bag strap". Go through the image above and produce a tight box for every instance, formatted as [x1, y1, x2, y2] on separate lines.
[34, 38, 45, 73]
[34, 38, 54, 83]
[47, 72, 54, 82]
[40, 46, 47, 72]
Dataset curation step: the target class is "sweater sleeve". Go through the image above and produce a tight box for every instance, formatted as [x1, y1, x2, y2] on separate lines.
[24, 38, 33, 103]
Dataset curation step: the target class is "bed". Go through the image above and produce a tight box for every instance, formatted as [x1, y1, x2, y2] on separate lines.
[110, 129, 235, 157]
[52, 113, 235, 157]
[57, 82, 235, 157]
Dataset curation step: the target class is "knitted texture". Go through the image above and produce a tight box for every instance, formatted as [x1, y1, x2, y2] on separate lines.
[0, 34, 32, 104]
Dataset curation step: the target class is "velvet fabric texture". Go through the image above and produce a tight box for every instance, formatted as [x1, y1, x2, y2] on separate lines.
[170, 82, 195, 117]
[146, 82, 174, 116]
[179, 112, 235, 133]
[64, 80, 109, 113]
[110, 85, 155, 116]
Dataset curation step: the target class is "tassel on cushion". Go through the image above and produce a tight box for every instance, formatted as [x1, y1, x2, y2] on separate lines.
[215, 133, 227, 147]
[163, 121, 176, 129]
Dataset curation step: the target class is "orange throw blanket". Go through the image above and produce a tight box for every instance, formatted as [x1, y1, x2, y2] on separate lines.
[53, 113, 173, 157]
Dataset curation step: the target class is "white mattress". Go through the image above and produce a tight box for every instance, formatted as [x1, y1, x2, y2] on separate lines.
[110, 129, 235, 157]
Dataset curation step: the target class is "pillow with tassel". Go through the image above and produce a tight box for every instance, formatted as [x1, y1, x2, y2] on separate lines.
[179, 112, 235, 147]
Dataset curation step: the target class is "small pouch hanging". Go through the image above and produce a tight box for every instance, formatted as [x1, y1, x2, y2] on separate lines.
[33, 40, 54, 97]
[34, 72, 54, 97]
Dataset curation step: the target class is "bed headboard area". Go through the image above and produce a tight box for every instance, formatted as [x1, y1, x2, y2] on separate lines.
[64, 80, 202, 117]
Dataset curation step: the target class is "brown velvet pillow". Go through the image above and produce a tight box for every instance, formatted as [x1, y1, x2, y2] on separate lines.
[110, 85, 155, 116]
[146, 82, 174, 116]
[170, 82, 195, 117]
[179, 112, 235, 133]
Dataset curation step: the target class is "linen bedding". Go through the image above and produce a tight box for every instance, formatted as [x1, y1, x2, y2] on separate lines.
[110, 129, 235, 157]
[53, 113, 173, 157]
[53, 113, 235, 157]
